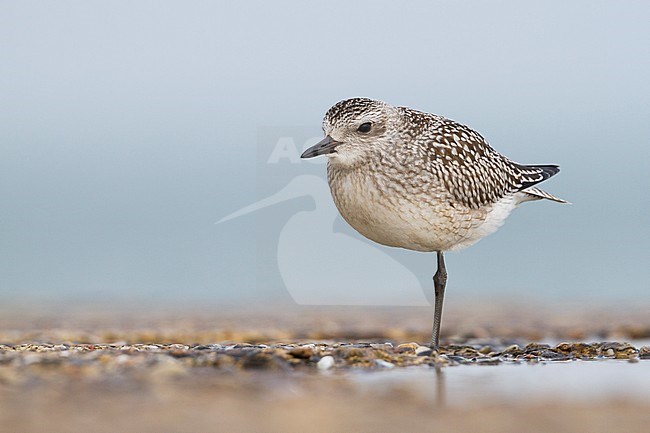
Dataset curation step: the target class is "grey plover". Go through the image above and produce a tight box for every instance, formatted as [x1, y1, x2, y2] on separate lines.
[301, 97, 566, 349]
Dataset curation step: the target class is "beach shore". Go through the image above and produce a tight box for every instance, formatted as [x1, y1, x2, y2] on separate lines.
[1, 302, 649, 433]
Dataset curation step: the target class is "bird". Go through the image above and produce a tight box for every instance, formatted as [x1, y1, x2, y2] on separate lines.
[300, 97, 566, 350]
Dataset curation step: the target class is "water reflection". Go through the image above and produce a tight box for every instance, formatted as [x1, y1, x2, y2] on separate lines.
[350, 360, 650, 407]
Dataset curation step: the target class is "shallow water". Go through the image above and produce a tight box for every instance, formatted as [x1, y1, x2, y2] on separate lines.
[1, 304, 649, 432]
[351, 360, 650, 406]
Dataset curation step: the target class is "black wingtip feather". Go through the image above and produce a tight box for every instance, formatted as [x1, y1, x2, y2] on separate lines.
[532, 164, 561, 180]
[515, 164, 561, 191]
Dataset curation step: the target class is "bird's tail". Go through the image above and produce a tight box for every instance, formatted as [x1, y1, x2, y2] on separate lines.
[513, 163, 567, 203]
[521, 186, 570, 204]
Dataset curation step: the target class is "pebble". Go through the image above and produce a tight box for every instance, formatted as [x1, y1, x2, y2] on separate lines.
[370, 343, 393, 350]
[374, 359, 395, 369]
[525, 343, 551, 352]
[0, 340, 646, 379]
[396, 343, 418, 354]
[478, 346, 493, 355]
[639, 346, 650, 359]
[288, 346, 314, 359]
[317, 355, 335, 370]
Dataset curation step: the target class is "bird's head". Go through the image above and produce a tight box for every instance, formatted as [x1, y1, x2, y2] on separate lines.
[301, 98, 395, 167]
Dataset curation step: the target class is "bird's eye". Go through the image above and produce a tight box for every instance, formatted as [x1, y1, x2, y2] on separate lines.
[357, 122, 372, 133]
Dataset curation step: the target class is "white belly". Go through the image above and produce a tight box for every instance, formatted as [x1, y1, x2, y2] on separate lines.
[328, 169, 519, 252]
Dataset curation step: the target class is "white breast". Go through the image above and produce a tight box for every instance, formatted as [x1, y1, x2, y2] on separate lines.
[329, 166, 516, 252]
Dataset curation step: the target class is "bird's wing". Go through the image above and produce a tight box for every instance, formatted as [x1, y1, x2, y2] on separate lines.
[422, 119, 560, 208]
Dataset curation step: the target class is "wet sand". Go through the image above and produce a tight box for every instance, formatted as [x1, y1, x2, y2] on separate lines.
[1, 302, 649, 433]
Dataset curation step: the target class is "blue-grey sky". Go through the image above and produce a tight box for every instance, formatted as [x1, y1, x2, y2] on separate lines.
[1, 1, 648, 305]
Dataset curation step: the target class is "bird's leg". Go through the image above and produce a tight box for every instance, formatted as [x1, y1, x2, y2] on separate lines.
[430, 251, 447, 350]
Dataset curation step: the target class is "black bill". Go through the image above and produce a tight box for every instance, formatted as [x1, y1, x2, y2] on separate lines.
[300, 135, 341, 159]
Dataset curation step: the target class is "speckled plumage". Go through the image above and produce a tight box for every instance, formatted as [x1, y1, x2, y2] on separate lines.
[318, 98, 565, 252]
[301, 97, 566, 349]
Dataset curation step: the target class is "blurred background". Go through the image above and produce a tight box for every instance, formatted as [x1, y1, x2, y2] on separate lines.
[1, 1, 649, 308]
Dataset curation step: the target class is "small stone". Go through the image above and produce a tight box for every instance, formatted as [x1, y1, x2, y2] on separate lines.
[540, 350, 570, 360]
[415, 346, 433, 357]
[600, 342, 637, 359]
[503, 344, 520, 353]
[334, 347, 367, 360]
[232, 343, 254, 349]
[374, 359, 395, 369]
[317, 355, 334, 370]
[192, 344, 221, 350]
[396, 343, 418, 354]
[478, 346, 492, 355]
[555, 343, 574, 353]
[288, 346, 314, 359]
[238, 350, 265, 367]
[169, 349, 190, 358]
[445, 355, 470, 364]
[370, 343, 393, 350]
[455, 346, 480, 358]
[639, 346, 650, 359]
[476, 358, 501, 365]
